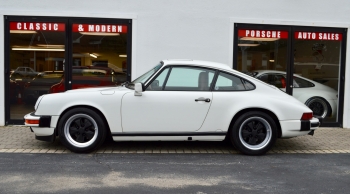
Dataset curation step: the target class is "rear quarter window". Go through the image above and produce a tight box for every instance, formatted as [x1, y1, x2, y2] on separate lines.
[214, 71, 255, 91]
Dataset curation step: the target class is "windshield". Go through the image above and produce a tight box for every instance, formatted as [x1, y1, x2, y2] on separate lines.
[131, 63, 163, 84]
[244, 72, 258, 77]
[123, 63, 163, 89]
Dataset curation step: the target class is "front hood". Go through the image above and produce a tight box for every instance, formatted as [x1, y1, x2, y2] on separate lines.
[64, 86, 131, 93]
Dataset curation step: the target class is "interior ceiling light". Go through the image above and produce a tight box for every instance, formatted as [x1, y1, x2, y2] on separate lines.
[12, 47, 64, 51]
[119, 54, 127, 58]
[37, 44, 65, 48]
[10, 30, 37, 34]
[89, 53, 98, 58]
[79, 32, 120, 36]
[269, 60, 275, 62]
[240, 37, 279, 41]
[73, 53, 88, 57]
[238, 43, 260, 47]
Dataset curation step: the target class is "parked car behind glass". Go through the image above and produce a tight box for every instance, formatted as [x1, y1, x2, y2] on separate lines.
[23, 71, 64, 104]
[248, 70, 338, 119]
[10, 67, 39, 80]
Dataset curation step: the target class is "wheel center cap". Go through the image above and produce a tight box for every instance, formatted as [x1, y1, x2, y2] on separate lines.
[252, 130, 258, 136]
[78, 128, 85, 133]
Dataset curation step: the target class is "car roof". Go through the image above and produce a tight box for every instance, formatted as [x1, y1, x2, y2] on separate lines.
[251, 69, 322, 83]
[253, 70, 286, 75]
[161, 59, 233, 72]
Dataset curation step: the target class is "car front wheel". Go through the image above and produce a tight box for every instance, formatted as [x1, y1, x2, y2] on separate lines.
[230, 111, 277, 155]
[58, 108, 107, 153]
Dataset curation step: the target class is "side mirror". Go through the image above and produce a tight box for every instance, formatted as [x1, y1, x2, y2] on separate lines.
[134, 83, 143, 96]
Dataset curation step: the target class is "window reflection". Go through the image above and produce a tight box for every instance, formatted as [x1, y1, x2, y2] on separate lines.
[9, 22, 65, 120]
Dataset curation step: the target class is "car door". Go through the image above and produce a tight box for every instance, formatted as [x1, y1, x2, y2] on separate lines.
[121, 66, 215, 132]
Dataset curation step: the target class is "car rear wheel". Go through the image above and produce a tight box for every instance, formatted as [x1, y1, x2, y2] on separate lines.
[58, 108, 107, 153]
[305, 97, 329, 118]
[230, 111, 277, 155]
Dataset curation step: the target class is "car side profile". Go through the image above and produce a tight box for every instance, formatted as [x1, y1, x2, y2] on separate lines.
[24, 60, 319, 155]
[11, 66, 39, 79]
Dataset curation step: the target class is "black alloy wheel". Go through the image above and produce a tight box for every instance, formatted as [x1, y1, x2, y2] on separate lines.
[230, 111, 277, 155]
[58, 108, 107, 153]
[306, 97, 329, 118]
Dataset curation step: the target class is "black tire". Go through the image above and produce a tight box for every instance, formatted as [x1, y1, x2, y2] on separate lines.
[230, 111, 277, 155]
[305, 97, 330, 118]
[58, 108, 107, 153]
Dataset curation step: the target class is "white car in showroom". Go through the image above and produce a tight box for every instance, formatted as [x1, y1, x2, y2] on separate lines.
[24, 60, 319, 155]
[248, 70, 338, 119]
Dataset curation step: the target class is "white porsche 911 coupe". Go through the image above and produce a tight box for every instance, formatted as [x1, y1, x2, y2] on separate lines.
[24, 60, 319, 155]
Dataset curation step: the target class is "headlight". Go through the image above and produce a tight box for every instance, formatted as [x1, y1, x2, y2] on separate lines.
[34, 95, 44, 110]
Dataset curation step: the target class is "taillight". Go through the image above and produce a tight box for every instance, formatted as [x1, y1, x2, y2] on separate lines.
[301, 112, 313, 120]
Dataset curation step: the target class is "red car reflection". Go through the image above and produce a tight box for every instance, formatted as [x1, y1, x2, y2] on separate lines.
[49, 66, 126, 93]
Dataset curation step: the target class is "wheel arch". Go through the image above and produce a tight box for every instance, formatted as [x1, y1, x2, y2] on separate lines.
[55, 105, 111, 136]
[227, 108, 282, 139]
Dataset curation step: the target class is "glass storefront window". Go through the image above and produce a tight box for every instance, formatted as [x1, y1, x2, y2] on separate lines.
[66, 23, 128, 92]
[293, 31, 342, 122]
[6, 18, 131, 124]
[9, 21, 65, 120]
[235, 25, 345, 125]
[237, 29, 289, 73]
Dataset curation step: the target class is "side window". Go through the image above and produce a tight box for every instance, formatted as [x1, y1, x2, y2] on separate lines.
[146, 68, 170, 91]
[214, 72, 254, 91]
[241, 79, 255, 90]
[28, 68, 35, 73]
[293, 76, 315, 88]
[273, 74, 286, 88]
[258, 74, 268, 83]
[163, 67, 215, 91]
[258, 74, 286, 88]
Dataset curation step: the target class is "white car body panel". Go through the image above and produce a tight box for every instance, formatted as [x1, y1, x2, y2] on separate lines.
[200, 87, 311, 135]
[121, 91, 212, 132]
[35, 87, 130, 133]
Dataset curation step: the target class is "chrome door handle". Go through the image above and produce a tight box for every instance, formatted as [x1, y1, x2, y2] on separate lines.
[195, 98, 211, 102]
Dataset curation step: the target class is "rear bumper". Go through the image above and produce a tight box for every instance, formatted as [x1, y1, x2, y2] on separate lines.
[280, 117, 320, 138]
[24, 112, 55, 142]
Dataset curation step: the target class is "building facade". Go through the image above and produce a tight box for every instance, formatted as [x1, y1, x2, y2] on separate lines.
[0, 0, 349, 128]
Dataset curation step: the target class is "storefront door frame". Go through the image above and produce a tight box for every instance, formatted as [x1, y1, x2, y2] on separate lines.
[233, 23, 347, 127]
[4, 16, 132, 125]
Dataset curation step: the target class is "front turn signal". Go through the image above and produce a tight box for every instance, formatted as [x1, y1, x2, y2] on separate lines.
[25, 119, 40, 125]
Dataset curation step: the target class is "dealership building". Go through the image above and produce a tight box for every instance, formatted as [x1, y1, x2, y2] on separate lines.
[0, 0, 349, 128]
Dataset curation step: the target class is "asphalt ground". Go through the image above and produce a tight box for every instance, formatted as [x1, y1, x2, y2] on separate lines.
[0, 153, 349, 193]
[0, 126, 349, 154]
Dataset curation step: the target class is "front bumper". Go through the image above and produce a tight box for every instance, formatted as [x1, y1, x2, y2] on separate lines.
[24, 112, 55, 142]
[280, 117, 320, 138]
